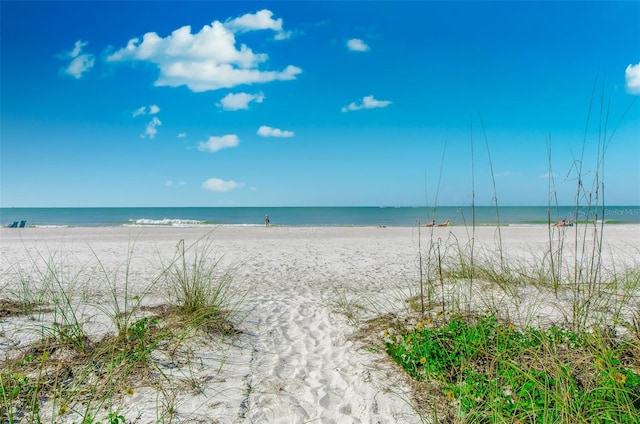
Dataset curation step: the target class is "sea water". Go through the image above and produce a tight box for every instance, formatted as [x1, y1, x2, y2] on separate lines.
[1, 206, 639, 228]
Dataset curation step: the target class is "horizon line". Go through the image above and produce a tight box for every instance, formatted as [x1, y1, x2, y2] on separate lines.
[2, 205, 639, 209]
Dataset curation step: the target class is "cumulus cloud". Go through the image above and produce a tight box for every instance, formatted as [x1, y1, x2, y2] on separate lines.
[347, 38, 370, 52]
[177, 132, 187, 138]
[106, 10, 300, 92]
[61, 40, 95, 78]
[202, 178, 244, 192]
[625, 62, 640, 95]
[218, 92, 265, 110]
[257, 125, 294, 137]
[341, 95, 392, 112]
[197, 134, 240, 152]
[133, 104, 160, 117]
[142, 116, 162, 139]
[225, 9, 286, 36]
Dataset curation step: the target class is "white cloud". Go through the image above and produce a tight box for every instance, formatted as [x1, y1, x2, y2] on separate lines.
[133, 104, 160, 117]
[177, 132, 187, 138]
[225, 9, 282, 33]
[218, 92, 265, 110]
[132, 106, 146, 117]
[197, 134, 240, 152]
[66, 55, 95, 79]
[166, 180, 173, 187]
[257, 125, 294, 137]
[224, 9, 292, 40]
[274, 30, 293, 41]
[142, 116, 162, 139]
[70, 40, 86, 58]
[62, 40, 95, 79]
[347, 38, 370, 52]
[625, 62, 640, 95]
[341, 95, 392, 112]
[202, 178, 244, 192]
[107, 11, 301, 92]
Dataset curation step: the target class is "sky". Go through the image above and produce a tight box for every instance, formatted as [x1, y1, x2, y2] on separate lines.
[1, 1, 639, 208]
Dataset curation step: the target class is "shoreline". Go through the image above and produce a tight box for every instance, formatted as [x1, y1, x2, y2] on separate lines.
[5, 221, 640, 228]
[3, 205, 639, 229]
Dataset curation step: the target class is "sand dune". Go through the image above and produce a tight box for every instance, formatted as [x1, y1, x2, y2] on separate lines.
[1, 225, 638, 423]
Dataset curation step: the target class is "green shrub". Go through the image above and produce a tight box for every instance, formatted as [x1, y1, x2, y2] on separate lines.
[385, 314, 640, 422]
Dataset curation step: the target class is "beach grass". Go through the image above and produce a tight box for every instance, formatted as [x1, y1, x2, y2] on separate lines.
[375, 84, 640, 423]
[161, 237, 240, 336]
[0, 235, 240, 423]
[349, 229, 640, 422]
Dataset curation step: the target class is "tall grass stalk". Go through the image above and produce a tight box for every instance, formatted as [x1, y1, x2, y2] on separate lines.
[566, 73, 602, 330]
[33, 252, 89, 353]
[479, 114, 503, 268]
[417, 219, 425, 318]
[546, 136, 565, 297]
[90, 238, 160, 343]
[385, 82, 640, 422]
[567, 76, 636, 330]
[469, 117, 476, 313]
[419, 140, 448, 317]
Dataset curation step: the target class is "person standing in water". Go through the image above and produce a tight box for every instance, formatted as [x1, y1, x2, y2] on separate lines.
[265, 214, 270, 227]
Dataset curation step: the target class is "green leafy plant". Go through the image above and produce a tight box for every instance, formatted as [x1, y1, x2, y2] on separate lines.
[385, 314, 640, 422]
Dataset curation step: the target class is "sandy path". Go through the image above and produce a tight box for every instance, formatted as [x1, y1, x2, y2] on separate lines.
[220, 227, 421, 423]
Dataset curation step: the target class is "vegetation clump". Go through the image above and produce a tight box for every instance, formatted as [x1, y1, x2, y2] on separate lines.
[385, 313, 640, 422]
[0, 235, 239, 423]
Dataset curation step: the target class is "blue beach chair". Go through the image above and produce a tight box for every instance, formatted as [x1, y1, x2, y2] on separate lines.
[7, 221, 18, 228]
[18, 220, 26, 228]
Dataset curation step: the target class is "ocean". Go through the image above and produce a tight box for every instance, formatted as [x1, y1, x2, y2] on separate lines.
[1, 206, 639, 228]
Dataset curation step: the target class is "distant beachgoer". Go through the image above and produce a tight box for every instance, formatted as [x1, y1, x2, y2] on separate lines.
[265, 214, 270, 227]
[423, 219, 435, 227]
[552, 219, 571, 227]
[436, 220, 450, 227]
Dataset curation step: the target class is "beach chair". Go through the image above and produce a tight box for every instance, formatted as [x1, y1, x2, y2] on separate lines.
[8, 221, 18, 228]
[18, 220, 26, 228]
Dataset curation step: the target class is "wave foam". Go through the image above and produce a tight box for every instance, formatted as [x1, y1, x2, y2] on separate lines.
[127, 218, 205, 227]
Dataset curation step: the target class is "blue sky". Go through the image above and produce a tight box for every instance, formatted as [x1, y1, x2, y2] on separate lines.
[1, 1, 639, 207]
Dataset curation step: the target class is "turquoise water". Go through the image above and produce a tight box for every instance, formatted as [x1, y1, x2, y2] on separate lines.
[1, 206, 638, 228]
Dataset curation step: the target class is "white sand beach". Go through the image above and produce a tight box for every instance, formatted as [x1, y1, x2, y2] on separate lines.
[1, 224, 639, 423]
